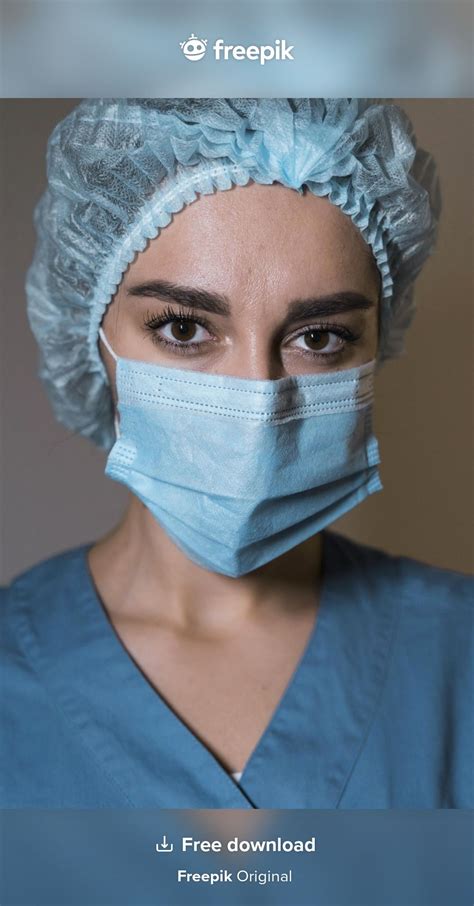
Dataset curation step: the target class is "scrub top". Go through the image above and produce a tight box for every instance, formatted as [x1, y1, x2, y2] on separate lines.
[1, 530, 472, 809]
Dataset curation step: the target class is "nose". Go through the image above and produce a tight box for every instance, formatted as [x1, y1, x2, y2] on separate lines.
[219, 342, 285, 381]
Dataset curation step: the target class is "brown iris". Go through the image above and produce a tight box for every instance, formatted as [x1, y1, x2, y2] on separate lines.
[170, 320, 197, 341]
[303, 330, 330, 351]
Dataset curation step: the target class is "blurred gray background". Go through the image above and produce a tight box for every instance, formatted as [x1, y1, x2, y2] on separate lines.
[0, 99, 473, 583]
[1, 1, 472, 97]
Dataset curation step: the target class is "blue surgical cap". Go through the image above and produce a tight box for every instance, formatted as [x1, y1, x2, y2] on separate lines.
[26, 98, 441, 449]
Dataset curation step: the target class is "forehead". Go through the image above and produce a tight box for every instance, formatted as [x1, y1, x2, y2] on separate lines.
[123, 181, 380, 300]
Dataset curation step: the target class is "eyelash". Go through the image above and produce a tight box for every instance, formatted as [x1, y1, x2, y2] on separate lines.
[143, 306, 215, 356]
[142, 305, 360, 360]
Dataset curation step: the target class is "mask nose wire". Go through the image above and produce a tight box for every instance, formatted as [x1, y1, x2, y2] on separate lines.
[98, 326, 118, 362]
[98, 326, 121, 440]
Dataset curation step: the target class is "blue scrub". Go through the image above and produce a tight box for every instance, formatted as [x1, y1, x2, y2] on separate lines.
[1, 530, 472, 808]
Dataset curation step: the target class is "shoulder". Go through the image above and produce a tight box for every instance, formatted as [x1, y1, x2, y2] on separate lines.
[326, 529, 473, 697]
[325, 529, 473, 659]
[1, 544, 93, 737]
[2, 543, 92, 592]
[1, 544, 92, 646]
[326, 529, 473, 609]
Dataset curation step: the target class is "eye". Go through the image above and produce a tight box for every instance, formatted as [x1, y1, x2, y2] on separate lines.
[291, 329, 344, 355]
[143, 307, 216, 354]
[160, 318, 210, 344]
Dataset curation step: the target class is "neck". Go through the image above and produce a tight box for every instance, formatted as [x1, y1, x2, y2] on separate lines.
[88, 495, 323, 634]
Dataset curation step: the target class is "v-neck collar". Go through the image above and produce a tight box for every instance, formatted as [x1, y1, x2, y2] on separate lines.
[15, 530, 399, 809]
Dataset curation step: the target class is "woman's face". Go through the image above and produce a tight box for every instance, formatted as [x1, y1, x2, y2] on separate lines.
[101, 181, 380, 387]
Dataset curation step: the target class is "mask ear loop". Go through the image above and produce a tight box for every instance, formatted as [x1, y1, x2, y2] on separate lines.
[98, 326, 118, 362]
[98, 327, 121, 439]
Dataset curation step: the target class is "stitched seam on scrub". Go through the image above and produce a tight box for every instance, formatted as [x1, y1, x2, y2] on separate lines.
[11, 579, 136, 807]
[334, 581, 403, 809]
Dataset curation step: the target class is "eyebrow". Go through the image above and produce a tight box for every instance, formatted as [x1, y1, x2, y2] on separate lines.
[126, 279, 231, 316]
[282, 292, 375, 329]
[126, 279, 376, 323]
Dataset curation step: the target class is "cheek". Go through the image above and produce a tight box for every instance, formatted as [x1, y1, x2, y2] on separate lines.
[109, 372, 118, 409]
[100, 350, 118, 408]
[353, 321, 378, 365]
[98, 309, 119, 404]
[372, 298, 382, 353]
[366, 311, 380, 353]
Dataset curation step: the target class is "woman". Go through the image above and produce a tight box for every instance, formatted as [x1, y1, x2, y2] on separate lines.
[1, 99, 472, 809]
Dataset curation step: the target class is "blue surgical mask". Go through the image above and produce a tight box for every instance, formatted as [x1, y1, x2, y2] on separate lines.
[99, 328, 382, 577]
